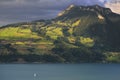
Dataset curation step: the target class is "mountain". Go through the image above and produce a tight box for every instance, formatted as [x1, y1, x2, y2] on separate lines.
[0, 5, 120, 63]
[57, 5, 120, 47]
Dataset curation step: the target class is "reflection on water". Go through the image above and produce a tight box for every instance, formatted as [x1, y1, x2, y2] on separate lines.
[0, 64, 120, 80]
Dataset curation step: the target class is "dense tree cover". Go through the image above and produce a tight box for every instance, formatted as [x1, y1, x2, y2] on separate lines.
[52, 38, 105, 63]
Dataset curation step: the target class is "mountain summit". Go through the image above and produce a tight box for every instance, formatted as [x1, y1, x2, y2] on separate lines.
[57, 5, 112, 20]
[0, 5, 120, 63]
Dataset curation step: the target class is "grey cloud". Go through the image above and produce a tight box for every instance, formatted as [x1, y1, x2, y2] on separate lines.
[1, 0, 15, 1]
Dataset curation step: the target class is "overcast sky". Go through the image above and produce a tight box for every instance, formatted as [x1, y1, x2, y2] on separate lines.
[0, 0, 120, 26]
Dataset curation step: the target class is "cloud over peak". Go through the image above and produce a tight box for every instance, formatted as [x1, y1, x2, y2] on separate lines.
[105, 0, 120, 14]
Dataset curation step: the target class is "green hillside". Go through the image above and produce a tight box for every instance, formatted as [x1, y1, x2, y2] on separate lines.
[0, 5, 120, 63]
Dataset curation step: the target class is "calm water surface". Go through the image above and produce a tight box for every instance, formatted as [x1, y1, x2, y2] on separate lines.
[0, 64, 120, 80]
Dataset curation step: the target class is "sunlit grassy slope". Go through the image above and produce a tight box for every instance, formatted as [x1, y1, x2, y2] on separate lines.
[0, 27, 40, 40]
[46, 27, 63, 39]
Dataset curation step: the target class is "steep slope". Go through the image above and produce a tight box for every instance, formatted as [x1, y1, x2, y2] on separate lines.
[0, 5, 120, 63]
[56, 5, 120, 48]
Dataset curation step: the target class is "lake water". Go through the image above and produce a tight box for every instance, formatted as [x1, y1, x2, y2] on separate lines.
[0, 64, 120, 80]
